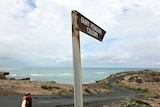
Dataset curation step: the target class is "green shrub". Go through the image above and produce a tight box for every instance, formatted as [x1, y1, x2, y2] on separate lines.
[41, 85, 53, 90]
[115, 81, 121, 85]
[136, 88, 148, 93]
[85, 88, 92, 94]
[135, 99, 150, 105]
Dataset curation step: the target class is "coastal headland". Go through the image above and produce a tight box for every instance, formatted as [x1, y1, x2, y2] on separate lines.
[0, 69, 160, 107]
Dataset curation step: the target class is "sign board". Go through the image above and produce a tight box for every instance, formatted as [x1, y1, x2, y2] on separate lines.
[75, 11, 106, 41]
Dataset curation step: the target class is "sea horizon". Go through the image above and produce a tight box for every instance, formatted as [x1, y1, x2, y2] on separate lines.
[1, 67, 160, 84]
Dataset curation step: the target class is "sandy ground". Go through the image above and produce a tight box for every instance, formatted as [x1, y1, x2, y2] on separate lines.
[0, 70, 160, 107]
[0, 78, 111, 96]
[114, 70, 160, 107]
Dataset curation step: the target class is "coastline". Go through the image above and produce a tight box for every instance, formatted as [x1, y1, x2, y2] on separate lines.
[2, 67, 160, 84]
[0, 72, 112, 96]
[0, 69, 160, 107]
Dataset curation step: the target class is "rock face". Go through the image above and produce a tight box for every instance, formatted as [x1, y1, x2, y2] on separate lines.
[0, 72, 9, 79]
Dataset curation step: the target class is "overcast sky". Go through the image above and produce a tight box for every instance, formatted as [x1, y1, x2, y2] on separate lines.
[0, 0, 160, 68]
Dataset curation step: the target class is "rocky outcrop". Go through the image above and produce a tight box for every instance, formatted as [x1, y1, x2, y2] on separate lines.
[18, 78, 30, 80]
[0, 72, 9, 79]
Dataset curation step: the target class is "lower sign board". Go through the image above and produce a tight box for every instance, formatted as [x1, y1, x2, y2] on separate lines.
[74, 10, 106, 41]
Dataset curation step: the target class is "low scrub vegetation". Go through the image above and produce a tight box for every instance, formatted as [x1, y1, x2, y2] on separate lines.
[41, 85, 53, 90]
[85, 88, 92, 94]
[135, 99, 150, 105]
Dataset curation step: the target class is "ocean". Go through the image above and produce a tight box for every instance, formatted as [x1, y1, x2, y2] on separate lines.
[1, 67, 160, 84]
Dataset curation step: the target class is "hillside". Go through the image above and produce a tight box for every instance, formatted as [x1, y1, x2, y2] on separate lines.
[0, 70, 160, 107]
[110, 70, 160, 107]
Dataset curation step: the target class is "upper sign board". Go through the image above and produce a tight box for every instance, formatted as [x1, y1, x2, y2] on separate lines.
[73, 10, 106, 41]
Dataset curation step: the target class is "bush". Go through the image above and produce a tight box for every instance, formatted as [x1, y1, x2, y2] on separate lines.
[136, 88, 148, 93]
[41, 85, 53, 90]
[85, 88, 92, 94]
[135, 99, 150, 105]
[135, 79, 143, 83]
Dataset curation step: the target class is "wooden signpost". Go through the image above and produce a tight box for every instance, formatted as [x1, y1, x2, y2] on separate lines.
[72, 10, 106, 107]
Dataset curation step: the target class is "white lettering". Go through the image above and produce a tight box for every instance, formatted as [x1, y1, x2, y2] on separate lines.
[81, 17, 90, 27]
[90, 23, 102, 34]
[80, 16, 102, 39]
[87, 27, 98, 38]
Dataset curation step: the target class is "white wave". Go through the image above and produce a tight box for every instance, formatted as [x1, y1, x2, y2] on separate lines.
[61, 73, 73, 76]
[95, 72, 105, 75]
[30, 74, 43, 76]
[10, 74, 17, 77]
[30, 73, 73, 77]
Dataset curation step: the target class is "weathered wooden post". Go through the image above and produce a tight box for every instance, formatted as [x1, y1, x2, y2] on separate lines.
[72, 11, 83, 107]
[71, 10, 106, 107]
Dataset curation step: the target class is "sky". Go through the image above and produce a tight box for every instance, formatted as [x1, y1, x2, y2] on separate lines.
[0, 0, 160, 68]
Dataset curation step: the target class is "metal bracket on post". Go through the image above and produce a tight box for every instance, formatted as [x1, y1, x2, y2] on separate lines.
[72, 11, 83, 107]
